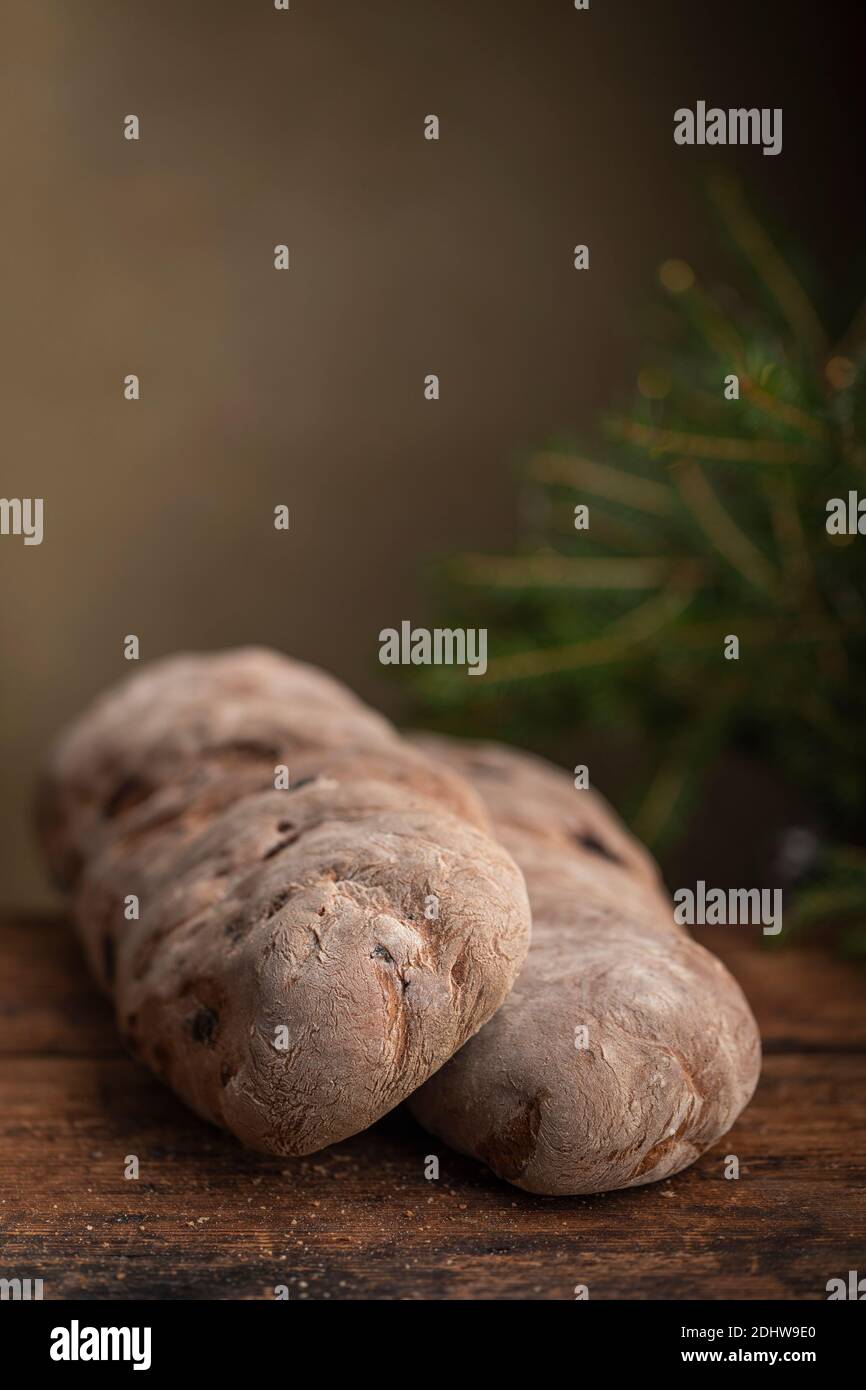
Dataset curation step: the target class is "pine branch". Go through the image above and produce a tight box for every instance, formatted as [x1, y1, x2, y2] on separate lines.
[411, 178, 865, 955]
[482, 582, 697, 683]
[608, 417, 817, 465]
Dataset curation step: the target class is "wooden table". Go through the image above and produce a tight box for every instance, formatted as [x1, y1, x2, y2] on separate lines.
[1, 913, 864, 1300]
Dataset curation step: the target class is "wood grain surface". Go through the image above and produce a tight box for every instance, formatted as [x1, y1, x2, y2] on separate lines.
[1, 913, 864, 1301]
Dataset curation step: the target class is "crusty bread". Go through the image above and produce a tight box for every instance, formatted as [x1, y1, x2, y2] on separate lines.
[37, 651, 531, 1155]
[408, 737, 761, 1195]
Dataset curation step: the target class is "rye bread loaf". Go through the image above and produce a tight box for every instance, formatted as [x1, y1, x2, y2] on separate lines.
[37, 651, 531, 1155]
[408, 737, 761, 1195]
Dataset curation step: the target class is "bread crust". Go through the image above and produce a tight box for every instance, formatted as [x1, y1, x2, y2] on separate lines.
[408, 736, 762, 1195]
[37, 652, 531, 1155]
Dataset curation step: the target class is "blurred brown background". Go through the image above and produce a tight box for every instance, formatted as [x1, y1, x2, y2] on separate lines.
[3, 0, 865, 908]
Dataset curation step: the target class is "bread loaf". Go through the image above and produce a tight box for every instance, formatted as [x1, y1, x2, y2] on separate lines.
[37, 651, 532, 1155]
[408, 737, 761, 1195]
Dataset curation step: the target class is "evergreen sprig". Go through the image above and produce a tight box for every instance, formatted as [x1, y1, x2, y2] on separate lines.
[409, 176, 866, 954]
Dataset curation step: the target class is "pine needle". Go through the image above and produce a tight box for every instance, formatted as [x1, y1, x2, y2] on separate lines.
[530, 452, 675, 515]
[609, 417, 816, 465]
[481, 582, 696, 682]
[672, 460, 780, 594]
[762, 476, 814, 590]
[739, 373, 830, 442]
[707, 173, 828, 355]
[632, 756, 693, 848]
[452, 553, 697, 590]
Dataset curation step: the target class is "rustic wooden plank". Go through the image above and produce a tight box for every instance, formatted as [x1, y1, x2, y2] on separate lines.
[694, 925, 866, 1050]
[1, 915, 864, 1300]
[0, 914, 117, 1056]
[0, 1066, 860, 1306]
[0, 1053, 862, 1300]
